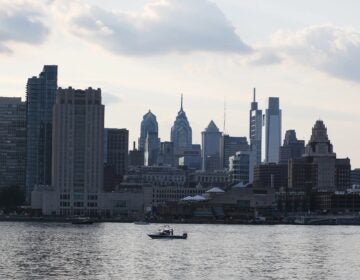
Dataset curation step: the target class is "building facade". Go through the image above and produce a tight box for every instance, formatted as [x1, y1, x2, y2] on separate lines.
[52, 87, 105, 216]
[262, 97, 282, 163]
[201, 120, 221, 171]
[249, 88, 262, 166]
[144, 131, 160, 166]
[26, 65, 58, 201]
[229, 151, 254, 185]
[0, 97, 27, 189]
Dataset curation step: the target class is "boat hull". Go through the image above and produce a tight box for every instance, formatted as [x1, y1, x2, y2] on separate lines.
[147, 234, 187, 239]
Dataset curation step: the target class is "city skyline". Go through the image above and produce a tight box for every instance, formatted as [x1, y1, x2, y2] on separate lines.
[0, 0, 360, 167]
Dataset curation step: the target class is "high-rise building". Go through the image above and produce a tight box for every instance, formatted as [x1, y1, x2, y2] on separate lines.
[26, 65, 58, 201]
[138, 110, 158, 151]
[220, 135, 249, 169]
[262, 97, 282, 163]
[52, 87, 104, 216]
[104, 128, 129, 191]
[279, 130, 305, 164]
[201, 120, 221, 171]
[351, 169, 360, 186]
[249, 88, 262, 165]
[0, 97, 27, 189]
[304, 120, 336, 191]
[144, 131, 160, 166]
[171, 95, 192, 155]
[253, 163, 288, 190]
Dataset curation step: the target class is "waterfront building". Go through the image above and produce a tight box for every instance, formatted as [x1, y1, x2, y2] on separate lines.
[26, 65, 58, 201]
[262, 97, 282, 163]
[189, 170, 230, 188]
[124, 166, 187, 187]
[52, 87, 104, 216]
[201, 120, 221, 171]
[157, 141, 175, 166]
[104, 128, 129, 191]
[335, 158, 351, 191]
[249, 88, 262, 165]
[171, 95, 192, 155]
[229, 151, 254, 185]
[138, 110, 158, 151]
[0, 97, 27, 189]
[279, 130, 305, 164]
[220, 135, 249, 169]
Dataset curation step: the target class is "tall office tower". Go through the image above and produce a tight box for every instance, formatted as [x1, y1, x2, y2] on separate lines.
[262, 97, 282, 163]
[104, 128, 129, 191]
[201, 120, 221, 171]
[158, 141, 175, 166]
[220, 135, 249, 169]
[304, 120, 336, 191]
[249, 88, 262, 165]
[279, 130, 305, 164]
[26, 65, 58, 201]
[171, 95, 192, 155]
[0, 97, 27, 189]
[144, 131, 160, 166]
[138, 110, 158, 151]
[52, 87, 104, 216]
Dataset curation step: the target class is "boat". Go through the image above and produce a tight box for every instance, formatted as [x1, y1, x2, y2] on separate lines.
[147, 225, 187, 239]
[71, 217, 94, 225]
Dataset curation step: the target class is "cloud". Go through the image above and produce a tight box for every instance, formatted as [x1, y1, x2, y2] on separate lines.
[55, 0, 251, 56]
[0, 0, 50, 53]
[268, 25, 360, 82]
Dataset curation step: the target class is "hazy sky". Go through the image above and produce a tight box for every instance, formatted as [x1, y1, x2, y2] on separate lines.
[1, 0, 360, 166]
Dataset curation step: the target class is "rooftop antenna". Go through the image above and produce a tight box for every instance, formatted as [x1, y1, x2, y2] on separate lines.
[253, 88, 256, 102]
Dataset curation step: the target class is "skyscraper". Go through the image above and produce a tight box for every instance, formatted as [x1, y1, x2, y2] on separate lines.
[171, 95, 192, 155]
[279, 130, 305, 164]
[201, 120, 221, 171]
[262, 97, 282, 163]
[138, 110, 158, 151]
[52, 87, 104, 216]
[26, 65, 58, 201]
[104, 128, 129, 191]
[249, 88, 262, 165]
[0, 97, 27, 189]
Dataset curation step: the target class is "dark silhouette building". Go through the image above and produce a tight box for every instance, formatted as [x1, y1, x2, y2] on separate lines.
[279, 130, 305, 164]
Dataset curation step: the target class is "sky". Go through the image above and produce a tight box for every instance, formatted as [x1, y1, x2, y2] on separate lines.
[1, 0, 360, 167]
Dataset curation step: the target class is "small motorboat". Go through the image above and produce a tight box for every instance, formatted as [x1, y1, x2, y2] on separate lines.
[71, 217, 94, 225]
[147, 225, 187, 239]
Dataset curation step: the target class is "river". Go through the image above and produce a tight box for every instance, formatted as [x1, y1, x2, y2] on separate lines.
[0, 222, 359, 279]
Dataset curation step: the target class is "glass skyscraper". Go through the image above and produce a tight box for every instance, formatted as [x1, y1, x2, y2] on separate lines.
[25, 65, 58, 201]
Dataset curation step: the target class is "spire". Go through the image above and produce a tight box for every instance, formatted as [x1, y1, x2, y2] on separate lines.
[253, 88, 256, 102]
[180, 93, 183, 111]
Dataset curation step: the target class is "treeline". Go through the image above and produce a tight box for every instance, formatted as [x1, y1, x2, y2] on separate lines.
[0, 185, 25, 213]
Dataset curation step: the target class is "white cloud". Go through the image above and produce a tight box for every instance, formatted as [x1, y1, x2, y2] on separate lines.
[54, 0, 251, 56]
[0, 0, 49, 53]
[269, 25, 360, 82]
